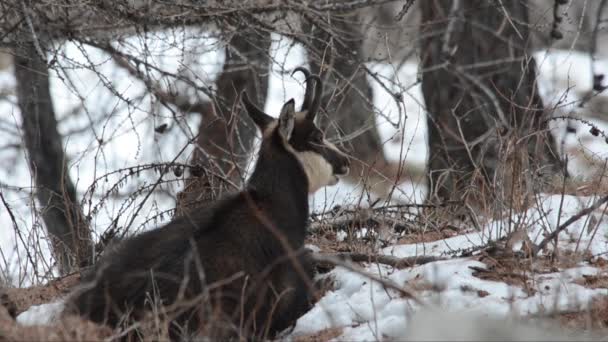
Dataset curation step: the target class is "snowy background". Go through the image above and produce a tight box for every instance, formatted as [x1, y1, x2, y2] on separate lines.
[2, 31, 608, 340]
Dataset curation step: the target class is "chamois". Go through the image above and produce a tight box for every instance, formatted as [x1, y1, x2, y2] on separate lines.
[63, 68, 350, 341]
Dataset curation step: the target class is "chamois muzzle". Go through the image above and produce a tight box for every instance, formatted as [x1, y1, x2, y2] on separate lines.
[320, 140, 350, 186]
[333, 151, 350, 176]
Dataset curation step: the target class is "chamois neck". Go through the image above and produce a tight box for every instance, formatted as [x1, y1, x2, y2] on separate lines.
[247, 138, 310, 241]
[248, 141, 308, 202]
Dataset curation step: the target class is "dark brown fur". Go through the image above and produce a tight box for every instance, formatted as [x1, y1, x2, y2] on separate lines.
[63, 70, 349, 341]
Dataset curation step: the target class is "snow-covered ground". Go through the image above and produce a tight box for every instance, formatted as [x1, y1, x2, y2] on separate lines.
[14, 191, 608, 339]
[2, 31, 608, 340]
[292, 193, 608, 340]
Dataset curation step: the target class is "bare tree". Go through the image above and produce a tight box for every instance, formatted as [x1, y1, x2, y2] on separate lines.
[3, 0, 596, 280]
[306, 11, 419, 204]
[176, 29, 271, 213]
[13, 41, 93, 274]
[420, 1, 563, 212]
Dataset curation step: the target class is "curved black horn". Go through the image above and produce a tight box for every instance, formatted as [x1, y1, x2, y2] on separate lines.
[306, 74, 323, 121]
[241, 91, 273, 129]
[292, 67, 313, 111]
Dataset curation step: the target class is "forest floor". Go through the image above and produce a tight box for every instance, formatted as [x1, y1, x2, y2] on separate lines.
[289, 189, 608, 340]
[3, 187, 608, 341]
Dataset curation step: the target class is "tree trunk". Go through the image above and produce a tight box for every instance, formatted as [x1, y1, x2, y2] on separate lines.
[306, 14, 422, 203]
[14, 41, 94, 274]
[420, 0, 563, 212]
[175, 29, 270, 214]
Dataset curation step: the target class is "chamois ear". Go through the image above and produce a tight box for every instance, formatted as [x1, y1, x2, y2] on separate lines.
[278, 99, 296, 140]
[241, 91, 273, 130]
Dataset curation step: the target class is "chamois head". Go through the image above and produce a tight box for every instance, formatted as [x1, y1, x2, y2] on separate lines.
[241, 67, 350, 193]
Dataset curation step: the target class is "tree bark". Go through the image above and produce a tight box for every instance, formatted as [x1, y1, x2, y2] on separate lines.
[420, 0, 563, 212]
[14, 41, 94, 274]
[306, 13, 422, 203]
[175, 29, 270, 214]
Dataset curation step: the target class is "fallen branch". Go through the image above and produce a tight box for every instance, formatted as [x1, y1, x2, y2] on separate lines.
[532, 195, 608, 256]
[309, 204, 439, 233]
[317, 252, 443, 269]
[311, 253, 425, 305]
[309, 212, 414, 233]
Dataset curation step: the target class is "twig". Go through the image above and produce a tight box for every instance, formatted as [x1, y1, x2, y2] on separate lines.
[311, 253, 425, 304]
[110, 53, 212, 115]
[309, 211, 414, 233]
[395, 0, 416, 21]
[590, 0, 608, 92]
[441, 0, 462, 57]
[532, 195, 608, 256]
[123, 135, 199, 232]
[550, 0, 566, 40]
[469, 265, 528, 281]
[452, 66, 508, 128]
[497, 0, 523, 40]
[547, 115, 608, 143]
[317, 252, 444, 269]
[0, 191, 38, 279]
[311, 201, 458, 220]
[311, 0, 402, 12]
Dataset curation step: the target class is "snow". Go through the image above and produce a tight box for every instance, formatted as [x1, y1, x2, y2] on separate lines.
[383, 194, 608, 259]
[1, 31, 608, 340]
[291, 256, 606, 340]
[400, 307, 596, 341]
[292, 192, 608, 339]
[16, 300, 65, 326]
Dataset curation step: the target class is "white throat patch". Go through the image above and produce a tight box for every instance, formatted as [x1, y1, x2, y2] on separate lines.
[271, 112, 342, 194]
[294, 151, 337, 193]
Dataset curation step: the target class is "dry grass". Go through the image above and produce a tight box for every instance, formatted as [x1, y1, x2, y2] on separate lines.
[0, 306, 112, 342]
[558, 296, 608, 331]
[545, 173, 608, 197]
[397, 227, 460, 244]
[574, 274, 608, 289]
[292, 327, 344, 342]
[471, 250, 599, 298]
[470, 258, 536, 296]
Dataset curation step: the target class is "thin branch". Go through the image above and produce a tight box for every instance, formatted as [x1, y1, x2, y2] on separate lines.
[441, 0, 462, 57]
[123, 134, 199, 232]
[550, 0, 566, 40]
[311, 0, 402, 12]
[452, 66, 508, 128]
[317, 252, 444, 269]
[395, 0, 416, 21]
[311, 253, 425, 304]
[110, 52, 212, 116]
[532, 195, 608, 256]
[309, 210, 413, 233]
[590, 0, 608, 92]
[0, 191, 38, 278]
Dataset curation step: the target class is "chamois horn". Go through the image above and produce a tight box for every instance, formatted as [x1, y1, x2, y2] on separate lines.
[292, 67, 312, 110]
[292, 67, 323, 121]
[306, 74, 323, 121]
